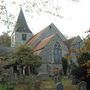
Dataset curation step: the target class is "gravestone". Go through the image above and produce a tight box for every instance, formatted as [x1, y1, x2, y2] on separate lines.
[78, 81, 87, 90]
[56, 82, 63, 90]
[72, 76, 79, 85]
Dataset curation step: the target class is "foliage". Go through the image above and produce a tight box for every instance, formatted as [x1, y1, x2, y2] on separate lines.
[0, 32, 11, 47]
[85, 39, 90, 51]
[71, 52, 90, 82]
[77, 30, 90, 64]
[11, 45, 42, 67]
[70, 31, 90, 82]
[71, 66, 86, 80]
[78, 52, 90, 65]
[84, 34, 90, 52]
[15, 75, 36, 90]
[62, 57, 68, 75]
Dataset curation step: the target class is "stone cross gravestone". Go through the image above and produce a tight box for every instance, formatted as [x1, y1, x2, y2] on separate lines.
[78, 81, 87, 90]
[56, 82, 63, 90]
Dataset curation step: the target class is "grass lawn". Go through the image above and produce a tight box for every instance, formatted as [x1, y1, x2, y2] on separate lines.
[62, 76, 78, 90]
[0, 77, 78, 90]
[0, 87, 2, 90]
[41, 78, 55, 90]
[41, 77, 78, 90]
[0, 85, 6, 90]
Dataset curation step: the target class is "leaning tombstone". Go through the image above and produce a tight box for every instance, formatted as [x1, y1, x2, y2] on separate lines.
[55, 81, 63, 90]
[78, 81, 87, 90]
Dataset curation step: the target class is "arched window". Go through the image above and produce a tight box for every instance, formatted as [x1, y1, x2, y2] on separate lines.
[54, 42, 62, 63]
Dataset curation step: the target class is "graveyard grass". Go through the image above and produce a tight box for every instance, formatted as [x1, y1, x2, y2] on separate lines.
[40, 76, 78, 90]
[62, 77, 78, 90]
[41, 78, 55, 90]
[0, 85, 6, 90]
[0, 76, 78, 90]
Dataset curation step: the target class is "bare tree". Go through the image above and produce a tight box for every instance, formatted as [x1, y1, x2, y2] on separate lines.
[0, 0, 80, 33]
[0, 0, 15, 32]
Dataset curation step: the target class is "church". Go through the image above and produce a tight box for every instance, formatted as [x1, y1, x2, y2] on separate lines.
[11, 8, 84, 75]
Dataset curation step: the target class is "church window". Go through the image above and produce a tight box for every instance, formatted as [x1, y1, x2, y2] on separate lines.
[49, 25, 51, 29]
[54, 42, 62, 63]
[22, 34, 27, 40]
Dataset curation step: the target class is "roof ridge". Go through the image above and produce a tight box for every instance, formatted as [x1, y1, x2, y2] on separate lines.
[26, 23, 62, 45]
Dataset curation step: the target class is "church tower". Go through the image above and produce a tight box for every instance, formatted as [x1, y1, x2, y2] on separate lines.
[11, 8, 33, 47]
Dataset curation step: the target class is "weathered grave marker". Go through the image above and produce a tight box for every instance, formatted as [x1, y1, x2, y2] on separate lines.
[78, 81, 87, 90]
[56, 81, 63, 90]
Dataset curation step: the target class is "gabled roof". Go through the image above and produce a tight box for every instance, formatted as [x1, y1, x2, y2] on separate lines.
[72, 36, 82, 45]
[33, 34, 55, 55]
[64, 36, 83, 49]
[64, 37, 76, 49]
[26, 23, 66, 48]
[12, 8, 32, 34]
[26, 29, 45, 45]
[33, 34, 55, 51]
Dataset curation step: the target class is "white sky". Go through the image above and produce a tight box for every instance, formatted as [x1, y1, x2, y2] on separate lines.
[0, 0, 90, 38]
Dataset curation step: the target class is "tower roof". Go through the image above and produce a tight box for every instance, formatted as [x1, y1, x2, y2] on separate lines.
[13, 8, 32, 33]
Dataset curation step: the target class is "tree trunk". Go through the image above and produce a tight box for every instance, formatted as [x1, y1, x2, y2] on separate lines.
[28, 65, 31, 75]
[23, 66, 26, 75]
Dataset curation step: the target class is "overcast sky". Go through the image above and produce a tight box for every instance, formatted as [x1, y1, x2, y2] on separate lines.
[0, 0, 90, 38]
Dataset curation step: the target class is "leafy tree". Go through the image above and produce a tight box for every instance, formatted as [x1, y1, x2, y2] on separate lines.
[71, 66, 86, 82]
[84, 30, 90, 52]
[70, 30, 90, 87]
[78, 29, 90, 65]
[0, 32, 11, 47]
[10, 45, 42, 74]
[62, 57, 68, 75]
[78, 52, 90, 65]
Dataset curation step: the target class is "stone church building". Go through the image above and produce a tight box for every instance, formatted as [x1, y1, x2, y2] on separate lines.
[11, 8, 84, 75]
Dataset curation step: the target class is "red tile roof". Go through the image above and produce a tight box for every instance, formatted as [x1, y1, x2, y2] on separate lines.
[26, 30, 43, 45]
[26, 24, 49, 46]
[33, 34, 55, 52]
[26, 23, 66, 47]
